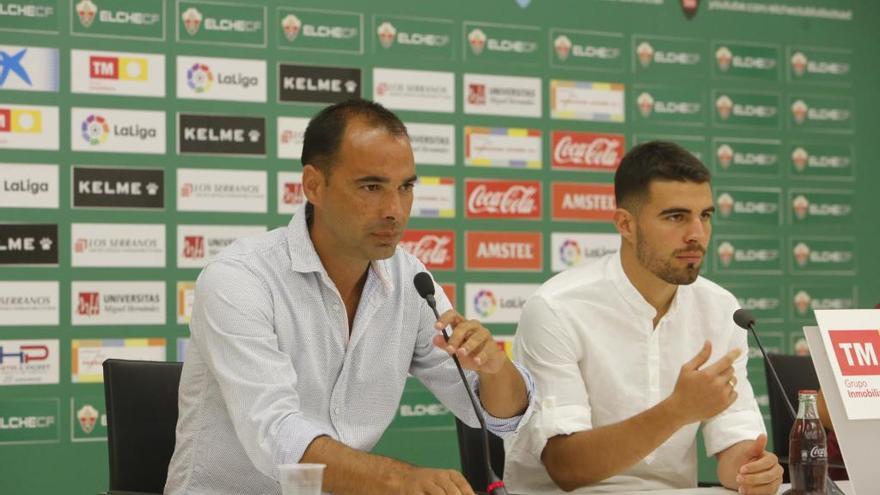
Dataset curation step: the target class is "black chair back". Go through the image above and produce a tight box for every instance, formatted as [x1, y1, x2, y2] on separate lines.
[765, 353, 819, 482]
[454, 418, 506, 492]
[103, 359, 183, 494]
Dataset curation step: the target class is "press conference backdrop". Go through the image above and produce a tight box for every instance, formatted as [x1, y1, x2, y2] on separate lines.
[1, 0, 878, 493]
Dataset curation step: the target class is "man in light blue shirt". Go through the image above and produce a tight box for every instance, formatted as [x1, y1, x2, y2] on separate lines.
[165, 99, 533, 495]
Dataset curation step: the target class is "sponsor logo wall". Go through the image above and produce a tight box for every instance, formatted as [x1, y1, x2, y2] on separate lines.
[0, 1, 868, 490]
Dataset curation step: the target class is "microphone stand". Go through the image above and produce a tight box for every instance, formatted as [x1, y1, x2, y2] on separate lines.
[421, 291, 509, 495]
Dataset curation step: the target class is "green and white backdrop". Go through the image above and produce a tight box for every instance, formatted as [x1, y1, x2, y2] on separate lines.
[0, 0, 877, 493]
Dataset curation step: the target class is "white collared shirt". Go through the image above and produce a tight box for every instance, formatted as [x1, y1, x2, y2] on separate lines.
[165, 204, 533, 495]
[504, 253, 765, 494]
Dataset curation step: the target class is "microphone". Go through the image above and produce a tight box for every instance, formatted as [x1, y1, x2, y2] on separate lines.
[732, 309, 844, 495]
[413, 272, 508, 495]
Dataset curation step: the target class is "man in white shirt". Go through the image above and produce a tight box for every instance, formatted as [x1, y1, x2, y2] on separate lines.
[165, 100, 533, 495]
[505, 141, 783, 494]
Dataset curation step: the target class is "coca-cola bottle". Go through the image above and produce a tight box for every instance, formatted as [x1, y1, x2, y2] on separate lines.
[788, 389, 827, 494]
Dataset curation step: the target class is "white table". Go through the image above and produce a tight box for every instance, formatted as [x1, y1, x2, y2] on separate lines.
[631, 480, 854, 494]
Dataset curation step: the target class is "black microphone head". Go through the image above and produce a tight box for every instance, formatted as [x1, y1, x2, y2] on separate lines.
[413, 272, 436, 300]
[733, 308, 756, 330]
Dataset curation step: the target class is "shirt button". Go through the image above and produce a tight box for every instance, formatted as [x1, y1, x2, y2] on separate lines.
[333, 407, 340, 415]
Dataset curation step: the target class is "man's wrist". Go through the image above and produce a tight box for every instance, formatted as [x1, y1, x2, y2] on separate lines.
[658, 394, 690, 429]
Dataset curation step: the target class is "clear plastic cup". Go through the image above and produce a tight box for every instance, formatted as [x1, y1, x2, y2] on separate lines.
[278, 463, 326, 495]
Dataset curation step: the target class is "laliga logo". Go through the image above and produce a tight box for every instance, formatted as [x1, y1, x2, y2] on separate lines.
[791, 147, 809, 172]
[715, 95, 733, 120]
[717, 144, 734, 169]
[182, 7, 203, 36]
[76, 0, 97, 28]
[468, 29, 487, 55]
[791, 52, 808, 77]
[717, 241, 735, 267]
[559, 239, 581, 267]
[636, 42, 654, 67]
[186, 63, 213, 93]
[637, 92, 654, 117]
[717, 193, 734, 217]
[715, 46, 733, 72]
[794, 290, 812, 315]
[81, 114, 109, 145]
[554, 35, 572, 61]
[473, 290, 497, 318]
[77, 404, 99, 434]
[281, 14, 302, 41]
[794, 242, 811, 267]
[792, 195, 810, 220]
[377, 21, 397, 49]
[791, 100, 808, 124]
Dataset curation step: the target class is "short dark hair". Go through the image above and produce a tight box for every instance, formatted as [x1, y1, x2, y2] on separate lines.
[300, 99, 408, 177]
[614, 141, 711, 211]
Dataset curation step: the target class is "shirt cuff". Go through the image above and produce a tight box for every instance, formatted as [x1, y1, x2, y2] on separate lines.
[272, 414, 337, 477]
[703, 409, 766, 457]
[471, 361, 536, 436]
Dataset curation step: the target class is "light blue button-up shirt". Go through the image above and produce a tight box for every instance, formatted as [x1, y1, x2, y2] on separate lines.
[165, 204, 534, 495]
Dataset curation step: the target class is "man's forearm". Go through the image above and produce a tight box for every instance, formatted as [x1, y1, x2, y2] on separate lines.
[541, 398, 687, 491]
[716, 439, 752, 490]
[477, 359, 528, 418]
[301, 435, 411, 495]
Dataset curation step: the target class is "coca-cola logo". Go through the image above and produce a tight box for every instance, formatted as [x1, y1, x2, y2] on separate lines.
[465, 180, 542, 220]
[809, 446, 827, 459]
[399, 230, 454, 270]
[552, 131, 624, 171]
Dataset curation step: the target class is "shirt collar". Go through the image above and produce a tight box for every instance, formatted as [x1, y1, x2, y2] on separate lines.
[286, 203, 394, 294]
[607, 251, 686, 322]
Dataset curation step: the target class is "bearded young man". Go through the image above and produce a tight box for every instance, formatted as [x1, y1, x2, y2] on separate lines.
[504, 141, 783, 495]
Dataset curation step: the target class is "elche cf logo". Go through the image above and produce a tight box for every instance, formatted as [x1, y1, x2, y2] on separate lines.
[473, 289, 497, 317]
[794, 290, 812, 315]
[791, 100, 808, 124]
[717, 193, 734, 217]
[377, 21, 397, 49]
[182, 7, 203, 36]
[637, 92, 655, 117]
[554, 35, 572, 61]
[77, 404, 99, 434]
[794, 242, 811, 266]
[636, 42, 654, 67]
[281, 14, 302, 41]
[717, 144, 734, 169]
[792, 195, 810, 219]
[78, 292, 100, 316]
[680, 0, 699, 19]
[716, 46, 732, 72]
[77, 0, 97, 28]
[715, 95, 733, 120]
[792, 147, 809, 172]
[186, 63, 213, 93]
[717, 241, 735, 266]
[81, 114, 109, 145]
[468, 29, 487, 55]
[791, 52, 808, 77]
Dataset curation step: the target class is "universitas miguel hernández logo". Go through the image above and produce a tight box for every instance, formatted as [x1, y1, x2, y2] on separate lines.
[186, 63, 213, 93]
[473, 289, 497, 317]
[81, 114, 109, 145]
